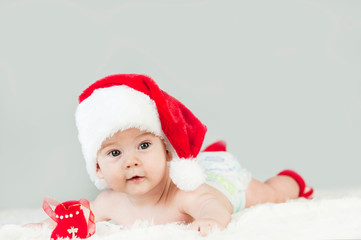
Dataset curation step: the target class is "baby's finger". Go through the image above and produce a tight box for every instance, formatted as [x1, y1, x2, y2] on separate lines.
[189, 222, 201, 232]
[190, 221, 212, 236]
[199, 226, 211, 236]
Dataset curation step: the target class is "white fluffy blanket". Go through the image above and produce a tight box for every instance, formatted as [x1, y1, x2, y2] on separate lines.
[1, 188, 361, 240]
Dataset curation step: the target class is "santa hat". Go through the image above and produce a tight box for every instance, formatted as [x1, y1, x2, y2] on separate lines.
[75, 74, 207, 191]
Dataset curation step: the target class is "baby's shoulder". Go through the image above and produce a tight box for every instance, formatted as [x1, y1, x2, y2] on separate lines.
[92, 190, 128, 212]
[175, 184, 233, 216]
[175, 184, 220, 207]
[91, 190, 128, 222]
[95, 189, 127, 204]
[179, 183, 220, 196]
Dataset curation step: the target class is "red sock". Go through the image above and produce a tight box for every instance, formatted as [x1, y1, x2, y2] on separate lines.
[278, 170, 314, 199]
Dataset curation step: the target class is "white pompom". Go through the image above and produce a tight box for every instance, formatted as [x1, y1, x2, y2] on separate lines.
[169, 158, 205, 191]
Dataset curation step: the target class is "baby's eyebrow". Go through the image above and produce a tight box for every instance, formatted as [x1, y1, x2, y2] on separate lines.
[99, 131, 155, 152]
[136, 132, 154, 139]
[99, 141, 117, 150]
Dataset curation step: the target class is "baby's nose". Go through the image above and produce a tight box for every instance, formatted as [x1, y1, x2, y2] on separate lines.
[124, 154, 140, 169]
[126, 161, 139, 169]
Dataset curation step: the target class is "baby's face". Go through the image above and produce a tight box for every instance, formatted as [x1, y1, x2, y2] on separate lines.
[96, 128, 172, 195]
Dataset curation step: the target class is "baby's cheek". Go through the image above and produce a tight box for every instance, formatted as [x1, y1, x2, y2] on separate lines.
[102, 167, 119, 182]
[105, 173, 125, 190]
[153, 164, 168, 180]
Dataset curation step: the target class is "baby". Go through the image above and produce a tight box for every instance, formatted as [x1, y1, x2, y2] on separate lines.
[34, 74, 313, 236]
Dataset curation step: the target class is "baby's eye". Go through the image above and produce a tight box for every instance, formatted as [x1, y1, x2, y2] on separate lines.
[139, 142, 150, 150]
[109, 150, 121, 157]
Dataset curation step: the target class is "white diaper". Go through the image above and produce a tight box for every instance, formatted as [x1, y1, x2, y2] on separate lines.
[197, 151, 252, 213]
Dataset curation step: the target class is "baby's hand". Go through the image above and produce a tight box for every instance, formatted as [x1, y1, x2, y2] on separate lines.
[190, 219, 220, 236]
[23, 218, 56, 229]
[23, 222, 44, 229]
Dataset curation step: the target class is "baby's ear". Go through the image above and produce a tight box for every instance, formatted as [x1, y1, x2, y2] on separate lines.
[96, 163, 104, 179]
[166, 150, 173, 162]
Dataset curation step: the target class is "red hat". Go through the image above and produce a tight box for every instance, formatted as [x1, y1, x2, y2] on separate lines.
[76, 74, 207, 190]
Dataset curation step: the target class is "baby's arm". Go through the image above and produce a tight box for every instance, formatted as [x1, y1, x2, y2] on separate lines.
[182, 184, 233, 236]
[23, 217, 56, 229]
[90, 190, 113, 223]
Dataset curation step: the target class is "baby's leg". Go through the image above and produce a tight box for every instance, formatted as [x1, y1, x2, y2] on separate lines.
[245, 175, 300, 208]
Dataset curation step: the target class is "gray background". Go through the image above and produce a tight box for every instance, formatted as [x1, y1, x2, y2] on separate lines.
[1, 0, 360, 210]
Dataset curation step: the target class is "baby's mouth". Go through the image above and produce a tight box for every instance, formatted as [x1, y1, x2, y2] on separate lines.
[127, 176, 144, 182]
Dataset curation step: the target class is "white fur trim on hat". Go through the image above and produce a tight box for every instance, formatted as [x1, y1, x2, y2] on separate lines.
[75, 85, 163, 189]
